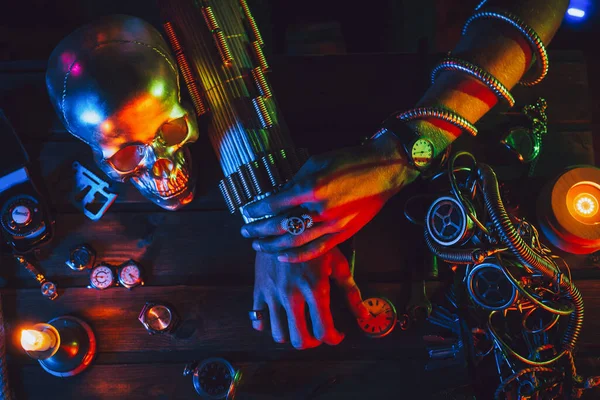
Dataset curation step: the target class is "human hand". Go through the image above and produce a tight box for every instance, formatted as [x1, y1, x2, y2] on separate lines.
[241, 132, 419, 262]
[251, 247, 369, 350]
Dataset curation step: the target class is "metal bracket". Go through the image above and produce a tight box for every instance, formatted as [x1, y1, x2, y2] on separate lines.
[71, 162, 117, 221]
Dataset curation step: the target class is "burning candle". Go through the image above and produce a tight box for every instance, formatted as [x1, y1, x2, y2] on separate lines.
[21, 329, 53, 352]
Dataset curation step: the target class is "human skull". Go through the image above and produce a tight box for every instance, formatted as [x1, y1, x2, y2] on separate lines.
[46, 15, 198, 210]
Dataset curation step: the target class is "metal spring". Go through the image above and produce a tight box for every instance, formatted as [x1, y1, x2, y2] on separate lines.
[252, 96, 273, 128]
[276, 148, 294, 181]
[261, 153, 282, 188]
[218, 180, 236, 213]
[251, 67, 272, 98]
[238, 164, 256, 199]
[163, 22, 208, 116]
[225, 172, 246, 207]
[201, 6, 220, 32]
[214, 30, 234, 65]
[462, 9, 548, 86]
[251, 41, 269, 71]
[397, 107, 478, 136]
[244, 162, 266, 195]
[239, 0, 264, 46]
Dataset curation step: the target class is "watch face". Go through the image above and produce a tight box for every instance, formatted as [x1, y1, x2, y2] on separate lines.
[194, 358, 236, 399]
[41, 281, 56, 297]
[411, 138, 434, 169]
[357, 297, 397, 338]
[90, 265, 115, 290]
[119, 262, 142, 288]
[145, 305, 173, 332]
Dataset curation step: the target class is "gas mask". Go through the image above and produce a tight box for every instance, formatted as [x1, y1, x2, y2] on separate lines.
[46, 15, 198, 210]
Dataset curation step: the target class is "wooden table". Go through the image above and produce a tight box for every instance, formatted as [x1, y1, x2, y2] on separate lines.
[1, 52, 599, 399]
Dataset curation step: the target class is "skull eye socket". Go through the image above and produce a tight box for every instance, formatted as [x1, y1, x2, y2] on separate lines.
[160, 117, 189, 146]
[108, 145, 146, 173]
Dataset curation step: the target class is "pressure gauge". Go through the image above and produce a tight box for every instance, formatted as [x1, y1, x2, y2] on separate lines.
[88, 263, 116, 290]
[117, 260, 144, 289]
[411, 138, 435, 169]
[184, 358, 241, 399]
[357, 297, 398, 338]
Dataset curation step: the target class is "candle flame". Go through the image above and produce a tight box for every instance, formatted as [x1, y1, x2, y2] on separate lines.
[20, 329, 52, 352]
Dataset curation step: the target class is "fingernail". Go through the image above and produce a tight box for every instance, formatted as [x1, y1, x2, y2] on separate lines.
[277, 254, 289, 262]
[252, 241, 261, 251]
[241, 227, 249, 237]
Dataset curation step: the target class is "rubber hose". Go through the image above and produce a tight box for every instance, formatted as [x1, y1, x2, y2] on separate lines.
[477, 163, 583, 351]
[424, 230, 485, 264]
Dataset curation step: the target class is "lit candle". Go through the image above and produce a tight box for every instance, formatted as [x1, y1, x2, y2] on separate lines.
[21, 329, 52, 352]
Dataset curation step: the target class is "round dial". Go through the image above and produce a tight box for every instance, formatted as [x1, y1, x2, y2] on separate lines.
[193, 358, 237, 399]
[41, 281, 57, 298]
[144, 305, 173, 332]
[90, 264, 115, 290]
[357, 297, 397, 338]
[12, 205, 32, 225]
[411, 138, 434, 168]
[118, 261, 142, 288]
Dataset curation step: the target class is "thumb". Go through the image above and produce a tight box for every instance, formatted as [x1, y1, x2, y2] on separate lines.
[331, 255, 370, 319]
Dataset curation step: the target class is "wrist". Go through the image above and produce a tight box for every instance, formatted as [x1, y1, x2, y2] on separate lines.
[367, 129, 420, 193]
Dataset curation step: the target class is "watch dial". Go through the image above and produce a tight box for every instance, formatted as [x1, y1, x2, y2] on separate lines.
[197, 359, 234, 399]
[41, 281, 56, 297]
[357, 297, 397, 338]
[145, 305, 172, 331]
[90, 265, 114, 290]
[411, 138, 434, 168]
[119, 263, 142, 286]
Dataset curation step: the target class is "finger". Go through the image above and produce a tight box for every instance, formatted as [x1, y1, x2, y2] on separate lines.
[281, 292, 321, 350]
[252, 222, 334, 253]
[243, 186, 307, 219]
[252, 288, 267, 332]
[266, 298, 288, 344]
[300, 282, 345, 346]
[276, 234, 341, 263]
[331, 257, 370, 319]
[242, 211, 322, 239]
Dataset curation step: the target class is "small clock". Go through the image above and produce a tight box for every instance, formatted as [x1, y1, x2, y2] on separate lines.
[184, 358, 241, 399]
[117, 260, 144, 289]
[88, 263, 116, 290]
[411, 138, 435, 169]
[357, 297, 398, 338]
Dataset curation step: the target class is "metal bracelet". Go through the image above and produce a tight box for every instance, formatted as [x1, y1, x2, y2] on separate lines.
[396, 107, 478, 137]
[431, 57, 515, 107]
[462, 9, 548, 86]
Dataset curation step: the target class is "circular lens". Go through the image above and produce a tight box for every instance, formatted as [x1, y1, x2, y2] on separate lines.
[573, 193, 598, 217]
[566, 182, 600, 225]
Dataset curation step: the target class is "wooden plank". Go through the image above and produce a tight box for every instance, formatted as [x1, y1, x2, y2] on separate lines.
[3, 280, 600, 357]
[13, 359, 472, 400]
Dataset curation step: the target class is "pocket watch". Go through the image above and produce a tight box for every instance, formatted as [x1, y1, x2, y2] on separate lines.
[357, 297, 398, 339]
[138, 302, 179, 335]
[88, 263, 116, 290]
[117, 260, 144, 289]
[184, 357, 242, 399]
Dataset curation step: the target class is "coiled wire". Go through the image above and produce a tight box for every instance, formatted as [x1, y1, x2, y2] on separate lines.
[462, 9, 548, 86]
[396, 107, 478, 137]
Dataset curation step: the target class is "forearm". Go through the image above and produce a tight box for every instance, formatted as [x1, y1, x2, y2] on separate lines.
[407, 0, 569, 151]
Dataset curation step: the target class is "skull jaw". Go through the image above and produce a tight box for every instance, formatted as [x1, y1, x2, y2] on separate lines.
[131, 177, 196, 210]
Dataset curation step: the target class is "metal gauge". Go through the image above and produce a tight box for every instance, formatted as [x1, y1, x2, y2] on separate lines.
[89, 264, 116, 290]
[117, 260, 143, 289]
[192, 358, 239, 399]
[411, 138, 434, 169]
[40, 281, 58, 300]
[357, 297, 398, 338]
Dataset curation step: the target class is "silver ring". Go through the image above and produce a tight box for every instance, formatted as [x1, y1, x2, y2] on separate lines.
[280, 214, 314, 236]
[248, 310, 265, 321]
